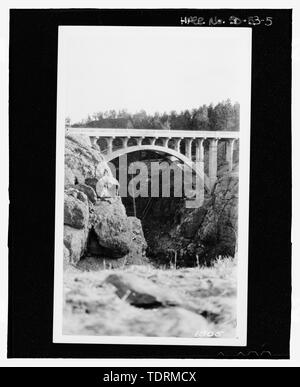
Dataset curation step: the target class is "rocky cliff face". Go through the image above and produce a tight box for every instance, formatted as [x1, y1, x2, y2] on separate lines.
[179, 169, 238, 264]
[144, 166, 239, 267]
[63, 134, 147, 269]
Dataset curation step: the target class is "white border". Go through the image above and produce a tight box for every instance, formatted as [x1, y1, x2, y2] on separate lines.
[53, 26, 251, 347]
[1, 0, 299, 367]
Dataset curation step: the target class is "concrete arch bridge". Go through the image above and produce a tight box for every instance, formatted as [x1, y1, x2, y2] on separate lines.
[67, 127, 239, 192]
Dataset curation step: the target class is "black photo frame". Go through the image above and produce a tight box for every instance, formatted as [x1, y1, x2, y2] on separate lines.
[8, 8, 292, 359]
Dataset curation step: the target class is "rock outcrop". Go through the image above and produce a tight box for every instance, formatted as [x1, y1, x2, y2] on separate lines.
[91, 198, 132, 258]
[63, 133, 147, 268]
[64, 188, 89, 229]
[128, 217, 147, 257]
[64, 225, 89, 264]
[73, 183, 97, 204]
[63, 260, 237, 337]
[145, 166, 239, 266]
[64, 134, 105, 186]
[197, 172, 238, 258]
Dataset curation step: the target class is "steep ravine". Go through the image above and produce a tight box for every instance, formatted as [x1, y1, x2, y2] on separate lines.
[141, 168, 238, 267]
[63, 134, 238, 338]
[119, 157, 239, 268]
[64, 134, 238, 270]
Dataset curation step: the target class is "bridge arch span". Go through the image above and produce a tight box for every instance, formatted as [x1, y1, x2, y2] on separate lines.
[105, 144, 210, 191]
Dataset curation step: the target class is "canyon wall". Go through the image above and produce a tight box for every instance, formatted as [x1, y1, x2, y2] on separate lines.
[63, 134, 147, 270]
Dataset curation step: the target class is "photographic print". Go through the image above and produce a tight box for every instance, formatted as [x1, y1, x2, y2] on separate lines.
[53, 26, 251, 346]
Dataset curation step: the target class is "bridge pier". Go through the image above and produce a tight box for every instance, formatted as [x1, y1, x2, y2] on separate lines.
[120, 137, 129, 147]
[106, 137, 114, 153]
[195, 138, 204, 162]
[173, 138, 182, 152]
[161, 137, 170, 147]
[195, 138, 205, 184]
[136, 137, 144, 146]
[226, 139, 236, 172]
[185, 138, 193, 159]
[208, 138, 219, 188]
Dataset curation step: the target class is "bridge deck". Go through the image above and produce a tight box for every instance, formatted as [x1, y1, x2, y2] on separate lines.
[67, 127, 239, 139]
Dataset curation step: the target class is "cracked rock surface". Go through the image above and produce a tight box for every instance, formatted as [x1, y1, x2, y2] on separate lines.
[63, 258, 237, 338]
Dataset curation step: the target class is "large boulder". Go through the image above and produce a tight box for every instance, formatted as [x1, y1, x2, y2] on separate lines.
[63, 188, 90, 264]
[91, 198, 132, 258]
[78, 216, 148, 270]
[64, 133, 119, 199]
[64, 188, 89, 229]
[65, 165, 75, 187]
[72, 183, 97, 204]
[96, 173, 119, 198]
[65, 134, 109, 187]
[63, 225, 89, 264]
[104, 273, 179, 308]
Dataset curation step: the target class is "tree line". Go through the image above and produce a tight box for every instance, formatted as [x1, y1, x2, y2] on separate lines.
[69, 99, 239, 131]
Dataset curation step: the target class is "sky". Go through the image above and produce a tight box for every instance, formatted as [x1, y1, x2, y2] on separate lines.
[59, 27, 251, 123]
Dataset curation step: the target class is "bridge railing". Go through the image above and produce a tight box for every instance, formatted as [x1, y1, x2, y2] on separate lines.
[67, 127, 240, 139]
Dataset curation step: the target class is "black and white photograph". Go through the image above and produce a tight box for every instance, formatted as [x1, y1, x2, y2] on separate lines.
[54, 26, 251, 345]
[3, 4, 296, 366]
